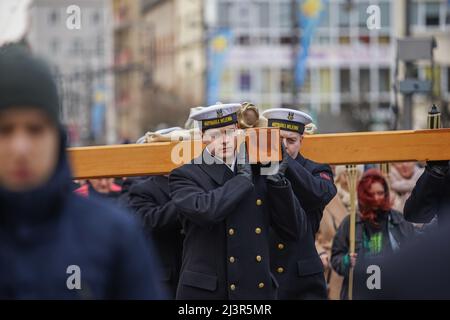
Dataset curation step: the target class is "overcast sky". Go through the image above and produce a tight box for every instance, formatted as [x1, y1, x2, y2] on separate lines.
[0, 0, 32, 46]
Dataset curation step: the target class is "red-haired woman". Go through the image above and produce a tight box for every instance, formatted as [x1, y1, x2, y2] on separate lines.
[331, 169, 416, 300]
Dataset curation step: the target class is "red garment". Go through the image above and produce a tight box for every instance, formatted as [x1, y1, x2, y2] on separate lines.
[74, 183, 122, 197]
[74, 184, 89, 197]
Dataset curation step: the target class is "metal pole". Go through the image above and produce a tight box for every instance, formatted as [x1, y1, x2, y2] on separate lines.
[291, 0, 299, 109]
[346, 164, 358, 300]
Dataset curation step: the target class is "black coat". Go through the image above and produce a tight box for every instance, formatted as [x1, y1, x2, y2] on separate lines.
[404, 168, 450, 225]
[117, 176, 148, 209]
[169, 151, 305, 300]
[128, 175, 184, 298]
[0, 131, 163, 299]
[270, 154, 337, 299]
[355, 216, 450, 299]
[331, 210, 416, 300]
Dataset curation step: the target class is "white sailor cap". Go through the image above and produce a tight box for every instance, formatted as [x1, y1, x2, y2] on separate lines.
[190, 103, 241, 131]
[262, 108, 313, 134]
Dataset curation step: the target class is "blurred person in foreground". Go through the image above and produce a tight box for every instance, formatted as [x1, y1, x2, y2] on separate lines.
[0, 43, 163, 299]
[354, 211, 450, 299]
[331, 169, 416, 300]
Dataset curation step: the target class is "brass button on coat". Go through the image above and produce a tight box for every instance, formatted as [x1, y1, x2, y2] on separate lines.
[258, 282, 265, 289]
[256, 255, 262, 262]
[256, 199, 262, 206]
[255, 227, 262, 234]
[228, 228, 235, 236]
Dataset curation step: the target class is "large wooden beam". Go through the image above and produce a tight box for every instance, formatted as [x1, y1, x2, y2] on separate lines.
[68, 128, 450, 179]
[301, 128, 450, 165]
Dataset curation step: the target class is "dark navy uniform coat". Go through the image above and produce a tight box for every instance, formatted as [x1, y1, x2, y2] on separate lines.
[128, 175, 184, 299]
[169, 151, 306, 300]
[404, 168, 450, 226]
[270, 154, 337, 299]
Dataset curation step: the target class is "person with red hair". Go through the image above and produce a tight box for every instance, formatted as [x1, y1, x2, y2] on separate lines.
[330, 169, 416, 300]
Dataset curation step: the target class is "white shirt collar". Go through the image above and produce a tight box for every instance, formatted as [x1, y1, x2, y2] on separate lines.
[205, 147, 236, 172]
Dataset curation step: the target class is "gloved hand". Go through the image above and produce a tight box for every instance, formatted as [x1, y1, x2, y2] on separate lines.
[266, 140, 289, 186]
[426, 160, 450, 177]
[236, 138, 252, 182]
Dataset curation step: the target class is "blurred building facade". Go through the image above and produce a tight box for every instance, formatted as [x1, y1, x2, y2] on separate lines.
[25, 0, 450, 143]
[204, 0, 394, 132]
[398, 0, 450, 129]
[139, 0, 205, 133]
[113, 0, 143, 142]
[204, 0, 450, 132]
[28, 0, 115, 146]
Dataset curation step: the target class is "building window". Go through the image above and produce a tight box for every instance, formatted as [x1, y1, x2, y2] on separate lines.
[301, 69, 312, 94]
[237, 35, 251, 46]
[50, 38, 60, 55]
[378, 35, 390, 44]
[280, 35, 294, 45]
[279, 2, 291, 28]
[339, 36, 351, 44]
[340, 68, 351, 94]
[237, 3, 250, 28]
[424, 2, 440, 26]
[48, 10, 59, 26]
[447, 67, 450, 93]
[379, 68, 390, 93]
[92, 11, 101, 25]
[358, 35, 371, 45]
[357, 2, 368, 28]
[410, 2, 419, 26]
[379, 2, 390, 28]
[318, 1, 330, 28]
[71, 38, 83, 56]
[360, 68, 371, 95]
[96, 36, 104, 56]
[319, 68, 331, 94]
[258, 1, 270, 28]
[218, 2, 232, 28]
[280, 69, 292, 94]
[262, 68, 272, 93]
[338, 2, 351, 28]
[239, 70, 251, 92]
[220, 69, 233, 96]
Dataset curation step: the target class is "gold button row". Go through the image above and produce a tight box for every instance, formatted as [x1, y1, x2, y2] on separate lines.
[229, 227, 263, 235]
[230, 283, 265, 290]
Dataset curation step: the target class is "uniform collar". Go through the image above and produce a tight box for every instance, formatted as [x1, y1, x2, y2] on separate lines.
[205, 147, 236, 173]
[198, 149, 235, 185]
[294, 153, 307, 165]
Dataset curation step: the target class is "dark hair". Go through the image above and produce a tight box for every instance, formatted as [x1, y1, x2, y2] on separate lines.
[357, 168, 391, 228]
